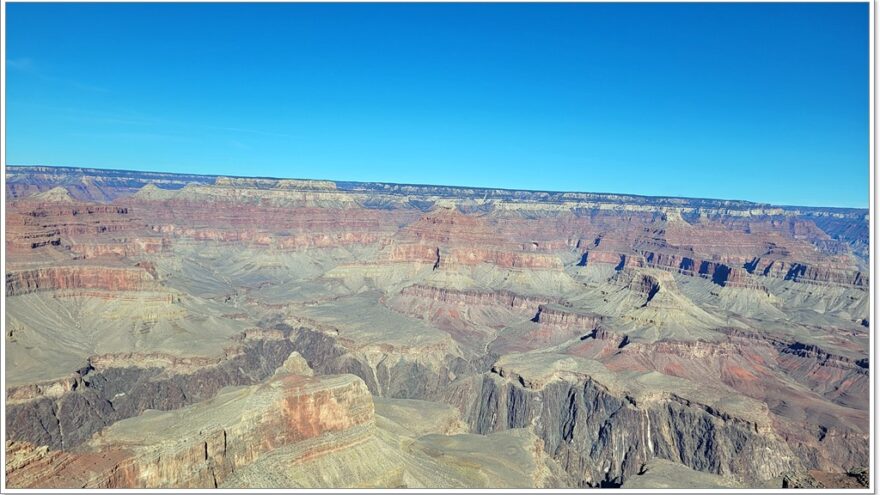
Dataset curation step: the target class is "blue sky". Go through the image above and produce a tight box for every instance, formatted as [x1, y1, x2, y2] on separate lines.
[6, 3, 869, 207]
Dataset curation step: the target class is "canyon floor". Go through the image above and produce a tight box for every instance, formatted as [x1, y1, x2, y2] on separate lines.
[3, 165, 871, 489]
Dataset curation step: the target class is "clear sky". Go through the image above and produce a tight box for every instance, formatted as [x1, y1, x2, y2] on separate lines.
[5, 3, 870, 207]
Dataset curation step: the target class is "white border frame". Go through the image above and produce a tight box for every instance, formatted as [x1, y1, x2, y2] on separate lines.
[0, 1, 875, 493]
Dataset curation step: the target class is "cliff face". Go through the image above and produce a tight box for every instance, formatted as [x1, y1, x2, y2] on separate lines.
[5, 202, 139, 254]
[5, 266, 157, 296]
[286, 325, 474, 401]
[5, 166, 867, 290]
[398, 284, 559, 311]
[452, 372, 799, 487]
[6, 373, 374, 489]
[6, 331, 295, 449]
[4, 166, 869, 489]
[532, 305, 603, 330]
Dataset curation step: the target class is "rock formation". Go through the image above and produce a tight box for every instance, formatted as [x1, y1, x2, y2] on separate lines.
[3, 165, 870, 489]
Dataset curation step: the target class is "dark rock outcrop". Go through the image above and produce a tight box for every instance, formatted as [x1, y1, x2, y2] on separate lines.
[448, 372, 798, 487]
[6, 334, 295, 449]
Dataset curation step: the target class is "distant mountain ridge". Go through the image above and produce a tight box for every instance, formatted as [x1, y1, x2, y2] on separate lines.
[5, 164, 868, 214]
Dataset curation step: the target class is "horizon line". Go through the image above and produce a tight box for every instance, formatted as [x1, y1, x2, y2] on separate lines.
[4, 163, 869, 212]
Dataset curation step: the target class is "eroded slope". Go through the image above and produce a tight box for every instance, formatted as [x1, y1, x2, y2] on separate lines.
[4, 166, 870, 489]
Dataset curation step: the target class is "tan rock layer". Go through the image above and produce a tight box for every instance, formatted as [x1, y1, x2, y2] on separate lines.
[399, 284, 562, 311]
[5, 374, 374, 489]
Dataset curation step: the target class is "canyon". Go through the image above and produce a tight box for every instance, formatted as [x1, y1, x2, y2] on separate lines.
[3, 165, 871, 489]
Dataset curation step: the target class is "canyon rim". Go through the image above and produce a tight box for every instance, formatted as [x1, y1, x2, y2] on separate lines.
[2, 165, 871, 490]
[3, 1, 872, 492]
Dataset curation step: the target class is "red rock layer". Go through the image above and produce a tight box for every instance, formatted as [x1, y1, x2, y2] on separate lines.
[386, 209, 565, 270]
[137, 200, 412, 251]
[570, 212, 865, 288]
[532, 305, 602, 330]
[69, 238, 170, 259]
[6, 181, 867, 288]
[5, 266, 156, 296]
[5, 202, 140, 255]
[5, 374, 374, 489]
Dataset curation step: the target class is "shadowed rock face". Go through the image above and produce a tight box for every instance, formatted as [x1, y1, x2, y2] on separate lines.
[6, 373, 375, 489]
[6, 332, 295, 449]
[4, 166, 870, 489]
[449, 372, 798, 487]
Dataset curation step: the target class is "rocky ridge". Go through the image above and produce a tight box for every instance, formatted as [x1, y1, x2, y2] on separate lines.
[3, 165, 870, 489]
